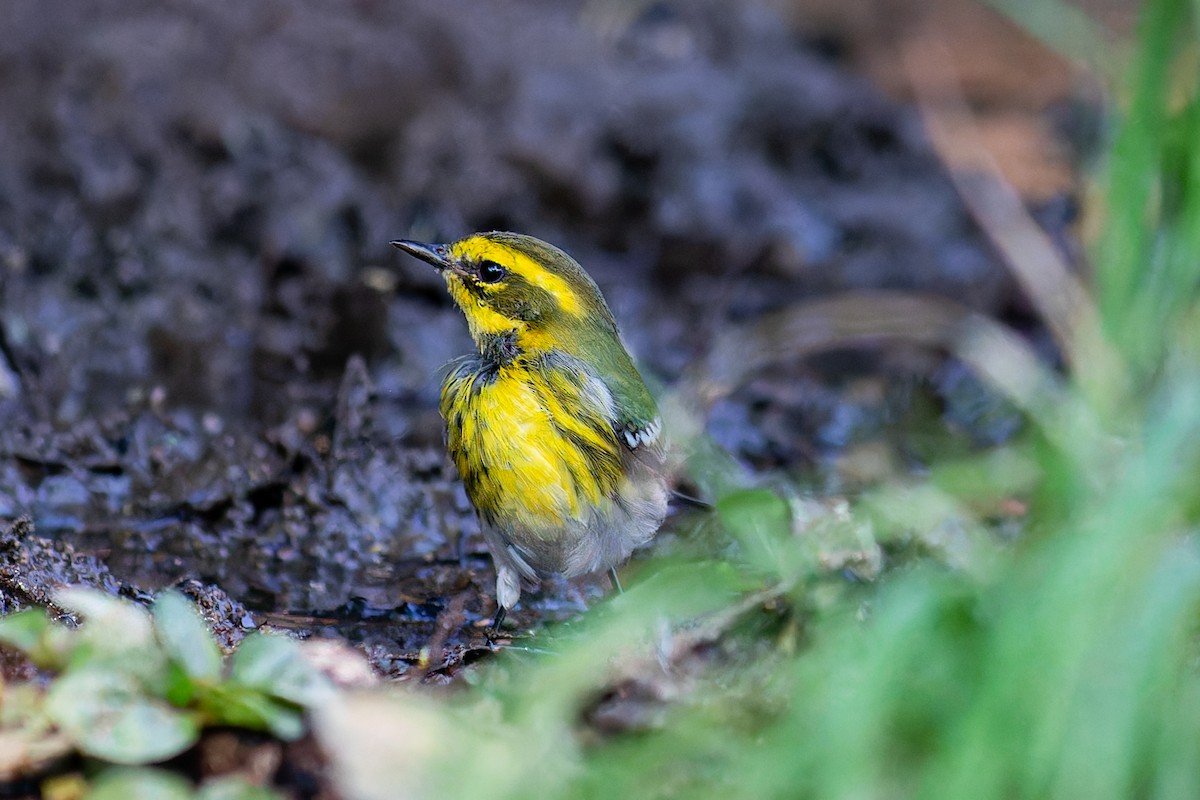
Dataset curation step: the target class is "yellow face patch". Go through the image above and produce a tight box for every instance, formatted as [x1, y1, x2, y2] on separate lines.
[444, 273, 520, 339]
[443, 272, 566, 354]
[450, 235, 584, 317]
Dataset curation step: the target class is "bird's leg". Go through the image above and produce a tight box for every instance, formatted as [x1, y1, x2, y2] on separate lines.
[609, 566, 624, 594]
[490, 604, 507, 632]
[669, 488, 712, 510]
[488, 563, 520, 634]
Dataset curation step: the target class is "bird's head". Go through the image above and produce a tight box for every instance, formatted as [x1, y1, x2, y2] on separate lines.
[392, 232, 619, 358]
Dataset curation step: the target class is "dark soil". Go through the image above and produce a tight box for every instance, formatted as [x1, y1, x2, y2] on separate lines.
[0, 0, 1072, 684]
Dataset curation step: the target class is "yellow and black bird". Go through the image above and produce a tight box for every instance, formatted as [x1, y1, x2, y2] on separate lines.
[392, 232, 668, 628]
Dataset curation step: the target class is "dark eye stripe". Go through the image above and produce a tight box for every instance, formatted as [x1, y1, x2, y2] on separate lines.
[478, 260, 506, 283]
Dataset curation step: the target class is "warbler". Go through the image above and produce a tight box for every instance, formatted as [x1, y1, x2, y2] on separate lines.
[392, 232, 668, 627]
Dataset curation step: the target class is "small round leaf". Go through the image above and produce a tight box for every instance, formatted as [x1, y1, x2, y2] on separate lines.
[45, 668, 198, 764]
[230, 634, 331, 707]
[153, 591, 222, 682]
[87, 767, 193, 800]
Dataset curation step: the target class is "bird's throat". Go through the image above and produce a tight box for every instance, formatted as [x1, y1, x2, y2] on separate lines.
[479, 331, 522, 368]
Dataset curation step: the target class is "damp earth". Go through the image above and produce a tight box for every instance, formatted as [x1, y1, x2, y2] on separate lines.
[0, 0, 1081, 685]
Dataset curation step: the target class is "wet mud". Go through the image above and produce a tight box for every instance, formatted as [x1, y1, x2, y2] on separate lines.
[0, 0, 1078, 680]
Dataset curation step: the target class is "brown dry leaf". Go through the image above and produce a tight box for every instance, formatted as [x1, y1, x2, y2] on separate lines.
[0, 729, 74, 782]
[314, 692, 447, 800]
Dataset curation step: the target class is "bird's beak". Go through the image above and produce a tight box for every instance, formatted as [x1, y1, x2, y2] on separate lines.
[391, 239, 452, 271]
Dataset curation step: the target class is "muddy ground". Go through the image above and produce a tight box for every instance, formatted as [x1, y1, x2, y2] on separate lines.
[0, 0, 1083, 686]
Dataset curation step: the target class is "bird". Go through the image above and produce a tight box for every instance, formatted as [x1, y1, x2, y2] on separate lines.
[391, 232, 668, 629]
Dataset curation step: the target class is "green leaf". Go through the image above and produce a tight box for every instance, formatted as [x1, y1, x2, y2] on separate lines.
[197, 684, 304, 740]
[197, 776, 285, 800]
[0, 608, 73, 669]
[229, 633, 331, 707]
[87, 767, 193, 800]
[716, 488, 796, 577]
[55, 589, 155, 654]
[0, 607, 52, 653]
[161, 662, 200, 707]
[54, 590, 172, 691]
[153, 591, 222, 682]
[46, 667, 198, 764]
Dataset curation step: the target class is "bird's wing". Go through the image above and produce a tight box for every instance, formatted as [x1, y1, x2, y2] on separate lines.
[615, 416, 662, 451]
[588, 338, 662, 453]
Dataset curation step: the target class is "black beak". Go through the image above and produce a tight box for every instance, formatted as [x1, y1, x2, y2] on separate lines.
[391, 239, 452, 271]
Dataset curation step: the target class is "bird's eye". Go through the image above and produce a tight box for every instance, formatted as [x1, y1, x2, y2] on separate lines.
[477, 260, 506, 283]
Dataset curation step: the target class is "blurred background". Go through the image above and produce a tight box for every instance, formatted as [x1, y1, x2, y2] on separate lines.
[0, 0, 1115, 420]
[0, 0, 1120, 653]
[15, 2, 1200, 799]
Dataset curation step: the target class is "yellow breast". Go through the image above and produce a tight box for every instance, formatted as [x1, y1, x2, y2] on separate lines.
[440, 360, 624, 534]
